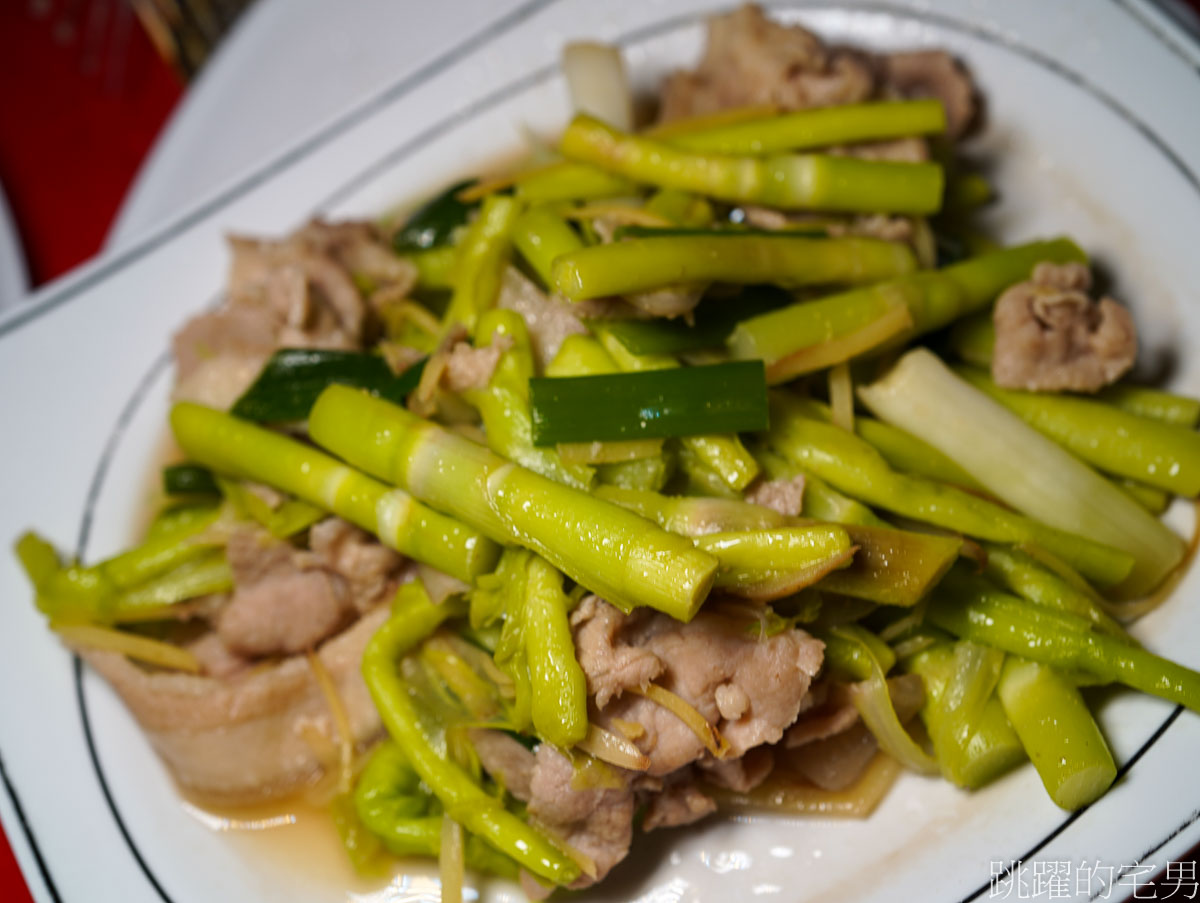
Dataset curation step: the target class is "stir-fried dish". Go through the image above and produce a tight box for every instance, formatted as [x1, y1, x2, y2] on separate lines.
[16, 5, 1200, 898]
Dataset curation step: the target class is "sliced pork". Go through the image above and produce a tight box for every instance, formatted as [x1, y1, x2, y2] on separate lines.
[658, 5, 978, 144]
[992, 261, 1137, 392]
[217, 520, 405, 657]
[576, 597, 824, 775]
[81, 604, 389, 804]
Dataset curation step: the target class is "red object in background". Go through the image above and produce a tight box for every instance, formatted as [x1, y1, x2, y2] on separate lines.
[0, 1, 183, 286]
[0, 7, 182, 901]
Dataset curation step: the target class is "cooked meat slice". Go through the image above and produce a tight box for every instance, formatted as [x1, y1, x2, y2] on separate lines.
[174, 217, 413, 407]
[640, 770, 717, 831]
[218, 551, 349, 658]
[305, 518, 405, 614]
[497, 267, 588, 369]
[659, 5, 876, 121]
[787, 673, 925, 790]
[571, 595, 665, 709]
[440, 336, 512, 393]
[882, 50, 979, 139]
[829, 136, 930, 163]
[659, 5, 979, 148]
[839, 214, 916, 243]
[185, 632, 249, 679]
[582, 598, 824, 774]
[624, 285, 704, 320]
[297, 219, 417, 291]
[992, 261, 1137, 393]
[470, 729, 536, 801]
[219, 521, 406, 657]
[714, 681, 751, 720]
[744, 475, 806, 517]
[80, 604, 389, 804]
[528, 744, 635, 887]
[172, 304, 279, 383]
[784, 679, 862, 748]
[697, 745, 774, 793]
[791, 720, 880, 791]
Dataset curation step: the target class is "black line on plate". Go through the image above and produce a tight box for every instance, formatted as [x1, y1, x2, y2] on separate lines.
[0, 749, 63, 903]
[1102, 805, 1200, 901]
[0, 0, 560, 345]
[75, 657, 176, 903]
[72, 351, 175, 903]
[955, 706, 1184, 903]
[53, 3, 1200, 902]
[75, 351, 173, 559]
[1112, 0, 1200, 77]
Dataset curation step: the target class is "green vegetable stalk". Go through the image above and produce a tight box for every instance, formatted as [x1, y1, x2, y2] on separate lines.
[353, 741, 517, 878]
[560, 114, 945, 214]
[902, 642, 1026, 789]
[929, 568, 1200, 714]
[170, 402, 499, 583]
[551, 234, 916, 301]
[308, 385, 718, 620]
[466, 310, 595, 490]
[442, 195, 522, 335]
[728, 239, 1085, 370]
[981, 543, 1125, 637]
[523, 556, 588, 746]
[956, 367, 1200, 497]
[764, 393, 1134, 587]
[667, 98, 946, 155]
[511, 206, 585, 289]
[996, 657, 1117, 810]
[858, 350, 1184, 597]
[361, 582, 579, 885]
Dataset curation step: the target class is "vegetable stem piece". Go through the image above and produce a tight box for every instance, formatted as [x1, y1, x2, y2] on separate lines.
[858, 350, 1183, 596]
[562, 42, 634, 130]
[393, 179, 478, 252]
[523, 557, 588, 746]
[552, 234, 916, 301]
[442, 195, 522, 335]
[981, 543, 1125, 637]
[956, 367, 1200, 497]
[232, 348, 425, 423]
[309, 386, 718, 620]
[170, 402, 498, 583]
[511, 206, 585, 289]
[903, 642, 1025, 789]
[528, 362, 768, 446]
[728, 239, 1086, 368]
[836, 626, 940, 774]
[667, 99, 946, 155]
[561, 114, 945, 214]
[513, 162, 637, 203]
[929, 568, 1200, 714]
[353, 741, 517, 878]
[695, 525, 854, 601]
[467, 311, 594, 490]
[362, 583, 577, 884]
[765, 393, 1134, 587]
[996, 657, 1116, 810]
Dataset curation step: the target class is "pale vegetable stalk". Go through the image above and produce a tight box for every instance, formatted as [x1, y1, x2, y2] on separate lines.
[857, 349, 1185, 597]
[562, 42, 634, 131]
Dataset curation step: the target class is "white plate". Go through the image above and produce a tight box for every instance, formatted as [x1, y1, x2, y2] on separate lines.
[3, 2, 1200, 902]
[0, 179, 28, 311]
